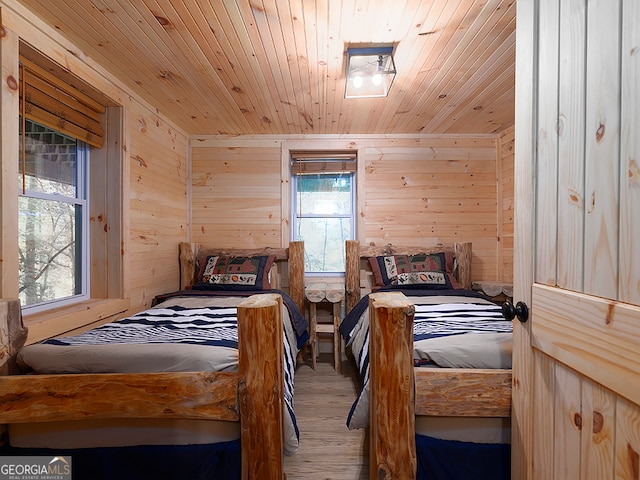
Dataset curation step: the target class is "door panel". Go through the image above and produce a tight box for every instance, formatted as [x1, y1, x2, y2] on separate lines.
[620, 0, 640, 306]
[557, 0, 586, 292]
[615, 398, 640, 479]
[582, 0, 620, 299]
[534, 0, 559, 287]
[581, 380, 615, 480]
[532, 285, 640, 404]
[512, 0, 536, 477]
[554, 365, 581, 479]
[531, 353, 554, 479]
[514, 0, 640, 478]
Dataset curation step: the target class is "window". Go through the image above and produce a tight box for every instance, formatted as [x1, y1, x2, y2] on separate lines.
[18, 53, 107, 313]
[291, 152, 356, 274]
[18, 119, 89, 311]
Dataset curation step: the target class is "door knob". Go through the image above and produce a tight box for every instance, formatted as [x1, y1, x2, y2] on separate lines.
[502, 300, 529, 323]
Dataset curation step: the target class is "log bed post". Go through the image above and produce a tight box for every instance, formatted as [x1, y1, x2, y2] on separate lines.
[179, 242, 199, 289]
[0, 299, 27, 446]
[237, 293, 285, 480]
[0, 299, 27, 376]
[287, 241, 305, 313]
[453, 241, 472, 290]
[345, 239, 361, 316]
[369, 292, 416, 480]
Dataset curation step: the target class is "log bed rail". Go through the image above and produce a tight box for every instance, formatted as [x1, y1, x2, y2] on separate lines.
[344, 240, 512, 480]
[0, 241, 306, 480]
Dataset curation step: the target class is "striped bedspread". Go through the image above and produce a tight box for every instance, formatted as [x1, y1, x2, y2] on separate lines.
[44, 304, 242, 348]
[412, 301, 511, 341]
[339, 288, 513, 430]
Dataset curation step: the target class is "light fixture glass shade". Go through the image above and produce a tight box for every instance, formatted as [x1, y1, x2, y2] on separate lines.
[345, 47, 396, 99]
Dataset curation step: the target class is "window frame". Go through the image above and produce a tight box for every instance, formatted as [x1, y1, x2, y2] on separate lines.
[18, 120, 91, 313]
[291, 168, 356, 276]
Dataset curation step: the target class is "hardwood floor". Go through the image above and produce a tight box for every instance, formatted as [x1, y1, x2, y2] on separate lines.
[284, 353, 369, 479]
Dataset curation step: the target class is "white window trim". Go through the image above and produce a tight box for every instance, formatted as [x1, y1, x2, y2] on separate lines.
[280, 141, 365, 264]
[19, 129, 91, 314]
[290, 169, 356, 276]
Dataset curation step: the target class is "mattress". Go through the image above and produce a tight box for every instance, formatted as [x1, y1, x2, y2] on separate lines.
[339, 288, 513, 433]
[13, 292, 305, 456]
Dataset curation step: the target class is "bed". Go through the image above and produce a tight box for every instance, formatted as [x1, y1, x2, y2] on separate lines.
[340, 240, 512, 480]
[0, 241, 307, 480]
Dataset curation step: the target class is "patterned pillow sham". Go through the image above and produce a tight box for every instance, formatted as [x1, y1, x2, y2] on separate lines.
[369, 252, 452, 289]
[193, 254, 275, 291]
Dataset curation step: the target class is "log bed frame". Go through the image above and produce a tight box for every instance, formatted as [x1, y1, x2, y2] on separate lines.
[344, 240, 512, 480]
[0, 240, 305, 480]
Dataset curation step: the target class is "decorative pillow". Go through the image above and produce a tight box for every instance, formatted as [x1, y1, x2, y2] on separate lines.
[193, 254, 275, 291]
[369, 252, 451, 289]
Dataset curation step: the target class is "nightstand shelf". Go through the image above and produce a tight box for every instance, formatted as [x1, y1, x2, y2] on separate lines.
[472, 281, 513, 304]
[305, 282, 344, 372]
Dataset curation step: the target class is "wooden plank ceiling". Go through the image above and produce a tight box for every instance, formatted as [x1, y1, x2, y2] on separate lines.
[17, 0, 516, 136]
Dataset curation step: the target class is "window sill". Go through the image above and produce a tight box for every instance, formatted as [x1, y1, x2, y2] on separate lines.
[23, 298, 130, 345]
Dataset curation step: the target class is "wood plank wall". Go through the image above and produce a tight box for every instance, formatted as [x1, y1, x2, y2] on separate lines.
[498, 126, 515, 284]
[361, 137, 499, 281]
[190, 139, 282, 247]
[190, 135, 512, 283]
[128, 101, 188, 307]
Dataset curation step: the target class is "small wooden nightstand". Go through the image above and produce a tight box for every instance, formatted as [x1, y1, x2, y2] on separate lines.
[472, 281, 513, 304]
[305, 283, 344, 372]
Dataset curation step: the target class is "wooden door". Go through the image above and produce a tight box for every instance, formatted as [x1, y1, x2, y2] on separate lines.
[512, 1, 640, 479]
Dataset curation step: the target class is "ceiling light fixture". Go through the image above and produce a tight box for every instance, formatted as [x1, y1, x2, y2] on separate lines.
[344, 46, 396, 99]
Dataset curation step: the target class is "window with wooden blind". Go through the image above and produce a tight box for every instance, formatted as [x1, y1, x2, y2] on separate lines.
[291, 151, 356, 274]
[18, 54, 108, 312]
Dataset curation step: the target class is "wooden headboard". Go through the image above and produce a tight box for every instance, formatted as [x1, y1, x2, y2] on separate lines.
[344, 240, 472, 314]
[178, 241, 305, 313]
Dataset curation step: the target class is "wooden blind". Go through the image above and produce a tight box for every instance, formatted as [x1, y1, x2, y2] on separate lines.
[19, 57, 105, 148]
[290, 151, 357, 174]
